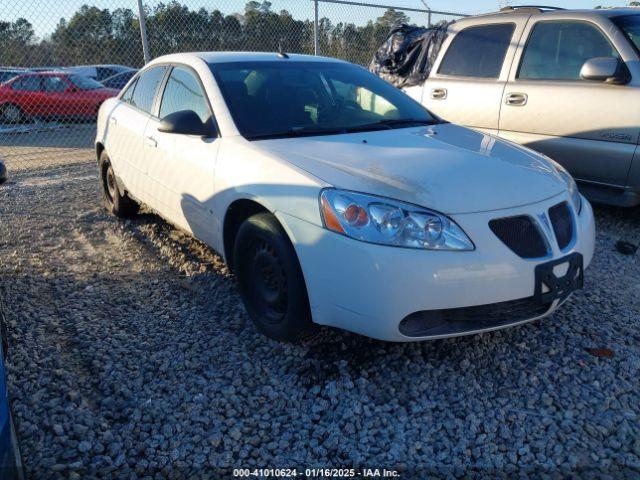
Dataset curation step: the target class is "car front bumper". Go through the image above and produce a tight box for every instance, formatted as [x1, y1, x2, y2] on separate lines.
[279, 192, 596, 342]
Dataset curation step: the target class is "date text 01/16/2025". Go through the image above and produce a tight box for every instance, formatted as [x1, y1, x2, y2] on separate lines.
[232, 468, 401, 478]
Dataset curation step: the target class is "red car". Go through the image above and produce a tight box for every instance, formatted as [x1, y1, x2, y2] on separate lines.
[0, 72, 119, 123]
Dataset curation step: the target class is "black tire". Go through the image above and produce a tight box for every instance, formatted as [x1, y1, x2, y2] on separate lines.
[0, 103, 24, 124]
[0, 161, 7, 185]
[99, 151, 139, 218]
[234, 213, 314, 342]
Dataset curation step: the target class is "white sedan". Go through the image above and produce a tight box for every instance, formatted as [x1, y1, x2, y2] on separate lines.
[96, 52, 596, 342]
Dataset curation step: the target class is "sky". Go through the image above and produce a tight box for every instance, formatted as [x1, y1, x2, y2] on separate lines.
[3, 0, 624, 38]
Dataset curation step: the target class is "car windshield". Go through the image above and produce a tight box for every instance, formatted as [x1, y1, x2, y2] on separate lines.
[210, 61, 439, 140]
[68, 74, 104, 90]
[613, 14, 640, 52]
[0, 71, 21, 84]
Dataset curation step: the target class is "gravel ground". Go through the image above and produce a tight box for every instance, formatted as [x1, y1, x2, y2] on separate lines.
[0, 162, 639, 479]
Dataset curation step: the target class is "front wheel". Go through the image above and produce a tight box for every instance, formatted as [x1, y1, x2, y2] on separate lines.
[234, 213, 314, 342]
[99, 151, 139, 218]
[0, 104, 24, 124]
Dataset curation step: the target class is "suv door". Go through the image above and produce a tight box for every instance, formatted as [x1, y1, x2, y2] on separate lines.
[421, 16, 529, 134]
[105, 65, 168, 203]
[499, 17, 640, 187]
[145, 65, 219, 239]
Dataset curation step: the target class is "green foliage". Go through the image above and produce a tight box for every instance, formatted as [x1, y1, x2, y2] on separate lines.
[376, 8, 410, 30]
[1, 3, 416, 68]
[0, 18, 35, 66]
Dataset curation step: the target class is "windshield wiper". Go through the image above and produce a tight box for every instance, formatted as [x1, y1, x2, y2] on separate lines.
[246, 119, 443, 141]
[344, 118, 441, 132]
[246, 126, 346, 141]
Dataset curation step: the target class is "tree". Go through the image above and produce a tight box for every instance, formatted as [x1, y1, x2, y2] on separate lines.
[8, 1, 411, 69]
[0, 18, 35, 65]
[376, 8, 410, 30]
[51, 6, 116, 65]
[245, 1, 272, 14]
[596, 1, 640, 6]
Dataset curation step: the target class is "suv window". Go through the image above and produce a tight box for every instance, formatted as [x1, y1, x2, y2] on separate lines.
[519, 21, 619, 80]
[438, 24, 515, 78]
[130, 66, 167, 114]
[612, 15, 640, 54]
[159, 66, 211, 123]
[12, 76, 42, 91]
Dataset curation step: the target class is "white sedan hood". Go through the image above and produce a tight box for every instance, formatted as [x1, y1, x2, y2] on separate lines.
[255, 123, 566, 214]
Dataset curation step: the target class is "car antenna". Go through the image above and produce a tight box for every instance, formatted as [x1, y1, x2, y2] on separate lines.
[277, 39, 289, 59]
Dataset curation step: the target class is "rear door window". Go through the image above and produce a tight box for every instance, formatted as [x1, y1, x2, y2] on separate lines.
[130, 66, 167, 114]
[519, 21, 619, 80]
[42, 76, 68, 92]
[438, 24, 515, 78]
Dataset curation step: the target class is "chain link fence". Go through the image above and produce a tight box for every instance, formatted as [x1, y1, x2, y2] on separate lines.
[0, 0, 466, 174]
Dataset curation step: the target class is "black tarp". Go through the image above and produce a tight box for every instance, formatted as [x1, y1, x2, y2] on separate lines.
[369, 22, 452, 88]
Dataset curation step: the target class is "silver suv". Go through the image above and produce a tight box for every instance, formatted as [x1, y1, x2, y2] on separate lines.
[405, 6, 640, 206]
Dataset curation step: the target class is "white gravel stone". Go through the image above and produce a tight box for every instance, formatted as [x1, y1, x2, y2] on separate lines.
[0, 163, 639, 478]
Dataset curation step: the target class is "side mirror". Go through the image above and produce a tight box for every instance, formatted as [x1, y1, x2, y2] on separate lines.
[580, 57, 630, 85]
[158, 110, 210, 136]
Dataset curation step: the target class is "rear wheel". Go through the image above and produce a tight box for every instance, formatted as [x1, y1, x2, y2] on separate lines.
[234, 213, 314, 341]
[99, 151, 139, 218]
[0, 104, 24, 124]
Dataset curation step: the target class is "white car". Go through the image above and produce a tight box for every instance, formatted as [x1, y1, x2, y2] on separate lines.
[95, 52, 596, 342]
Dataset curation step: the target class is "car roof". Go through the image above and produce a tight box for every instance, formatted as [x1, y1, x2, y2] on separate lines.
[68, 64, 130, 68]
[472, 6, 640, 21]
[16, 71, 70, 77]
[103, 69, 138, 80]
[149, 51, 349, 66]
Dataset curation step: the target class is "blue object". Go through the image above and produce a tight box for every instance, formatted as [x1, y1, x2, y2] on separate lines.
[0, 310, 22, 479]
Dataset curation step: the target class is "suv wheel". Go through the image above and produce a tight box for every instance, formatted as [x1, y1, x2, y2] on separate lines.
[234, 213, 314, 341]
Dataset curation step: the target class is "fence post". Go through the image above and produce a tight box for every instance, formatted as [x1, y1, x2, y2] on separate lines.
[137, 0, 151, 64]
[313, 0, 320, 56]
[428, 9, 432, 27]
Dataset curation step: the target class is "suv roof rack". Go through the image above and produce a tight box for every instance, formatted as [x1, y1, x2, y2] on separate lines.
[499, 5, 566, 13]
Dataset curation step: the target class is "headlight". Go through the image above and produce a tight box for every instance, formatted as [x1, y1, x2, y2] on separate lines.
[551, 161, 582, 214]
[320, 189, 474, 251]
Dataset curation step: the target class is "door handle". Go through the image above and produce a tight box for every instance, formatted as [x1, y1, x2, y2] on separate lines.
[505, 92, 528, 106]
[145, 136, 157, 148]
[108, 116, 117, 125]
[431, 88, 448, 100]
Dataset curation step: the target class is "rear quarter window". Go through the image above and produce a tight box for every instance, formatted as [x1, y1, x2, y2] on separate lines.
[438, 23, 516, 78]
[129, 66, 167, 114]
[120, 78, 137, 104]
